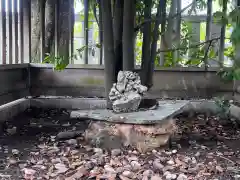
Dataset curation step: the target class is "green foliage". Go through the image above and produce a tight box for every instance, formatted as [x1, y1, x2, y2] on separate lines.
[74, 22, 83, 35]
[217, 67, 240, 81]
[43, 43, 101, 71]
[214, 96, 231, 119]
[213, 1, 240, 85]
[231, 25, 240, 45]
[213, 11, 228, 25]
[73, 0, 239, 71]
[135, 33, 143, 65]
[43, 53, 69, 71]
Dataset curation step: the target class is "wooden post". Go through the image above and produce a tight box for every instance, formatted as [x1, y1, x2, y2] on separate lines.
[69, 0, 74, 64]
[84, 0, 89, 64]
[188, 21, 201, 60]
[1, 0, 7, 64]
[13, 0, 19, 64]
[19, 0, 24, 63]
[21, 0, 31, 63]
[7, 0, 13, 64]
[54, 0, 59, 57]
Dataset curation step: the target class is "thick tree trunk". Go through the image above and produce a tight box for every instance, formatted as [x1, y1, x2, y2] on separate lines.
[219, 0, 226, 66]
[31, 0, 41, 63]
[175, 0, 181, 62]
[58, 0, 72, 65]
[204, 0, 212, 68]
[122, 0, 135, 71]
[166, 0, 177, 50]
[31, 0, 58, 62]
[113, 0, 124, 80]
[140, 0, 152, 86]
[99, 4, 103, 65]
[160, 0, 177, 66]
[84, 0, 89, 64]
[159, 1, 167, 66]
[101, 0, 116, 109]
[45, 0, 55, 54]
[147, 0, 164, 88]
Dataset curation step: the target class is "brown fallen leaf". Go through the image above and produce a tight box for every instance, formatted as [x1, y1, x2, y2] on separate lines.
[22, 168, 36, 180]
[215, 165, 224, 173]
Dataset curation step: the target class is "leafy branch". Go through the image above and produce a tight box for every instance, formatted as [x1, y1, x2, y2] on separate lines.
[43, 43, 101, 71]
[157, 37, 220, 53]
[134, 0, 196, 32]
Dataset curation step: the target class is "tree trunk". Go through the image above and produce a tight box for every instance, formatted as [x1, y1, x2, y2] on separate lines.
[31, 0, 41, 63]
[101, 0, 116, 109]
[45, 0, 55, 54]
[204, 0, 212, 68]
[113, 0, 124, 80]
[219, 0, 227, 66]
[147, 0, 164, 88]
[166, 0, 177, 50]
[84, 0, 89, 64]
[31, 0, 68, 63]
[58, 0, 72, 65]
[159, 0, 166, 66]
[99, 3, 103, 65]
[140, 0, 152, 86]
[122, 0, 135, 71]
[160, 0, 177, 66]
[173, 0, 181, 62]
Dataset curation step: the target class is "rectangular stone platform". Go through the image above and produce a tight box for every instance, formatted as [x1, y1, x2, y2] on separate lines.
[70, 100, 189, 124]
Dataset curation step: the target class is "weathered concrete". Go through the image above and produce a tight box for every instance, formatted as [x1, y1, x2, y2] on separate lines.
[70, 100, 189, 124]
[0, 98, 30, 122]
[29, 64, 233, 99]
[0, 64, 29, 105]
[30, 97, 106, 110]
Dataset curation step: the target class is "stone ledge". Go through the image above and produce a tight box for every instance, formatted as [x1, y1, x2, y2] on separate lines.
[0, 98, 30, 122]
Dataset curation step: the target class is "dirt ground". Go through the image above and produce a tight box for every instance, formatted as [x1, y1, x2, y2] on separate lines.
[0, 107, 240, 180]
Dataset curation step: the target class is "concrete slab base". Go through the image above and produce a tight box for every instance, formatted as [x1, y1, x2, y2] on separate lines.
[70, 100, 189, 124]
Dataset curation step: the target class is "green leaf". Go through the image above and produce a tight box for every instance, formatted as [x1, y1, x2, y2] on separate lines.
[213, 11, 228, 25]
[229, 7, 240, 24]
[95, 43, 101, 48]
[209, 48, 216, 58]
[76, 45, 87, 53]
[233, 68, 240, 80]
[230, 26, 240, 45]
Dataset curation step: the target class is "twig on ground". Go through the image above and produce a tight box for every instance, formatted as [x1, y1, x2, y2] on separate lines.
[215, 155, 236, 165]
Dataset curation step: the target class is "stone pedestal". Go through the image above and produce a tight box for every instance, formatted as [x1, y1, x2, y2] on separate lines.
[84, 119, 177, 153]
[71, 100, 189, 153]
